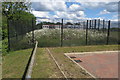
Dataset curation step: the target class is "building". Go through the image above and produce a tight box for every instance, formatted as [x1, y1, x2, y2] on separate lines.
[42, 25, 61, 29]
[42, 24, 84, 29]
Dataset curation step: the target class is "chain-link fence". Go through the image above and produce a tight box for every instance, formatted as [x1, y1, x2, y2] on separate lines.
[35, 18, 119, 47]
[8, 18, 35, 51]
[8, 18, 119, 50]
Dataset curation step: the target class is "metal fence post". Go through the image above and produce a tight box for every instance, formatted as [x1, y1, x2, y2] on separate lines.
[61, 19, 63, 47]
[91, 20, 93, 29]
[7, 18, 10, 51]
[90, 20, 91, 29]
[92, 20, 94, 29]
[86, 20, 88, 45]
[32, 18, 35, 44]
[106, 20, 110, 45]
[98, 19, 100, 31]
[21, 20, 23, 39]
[94, 19, 96, 30]
[103, 20, 105, 32]
[15, 20, 17, 40]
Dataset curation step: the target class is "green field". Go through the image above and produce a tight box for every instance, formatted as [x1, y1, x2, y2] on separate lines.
[3, 49, 32, 78]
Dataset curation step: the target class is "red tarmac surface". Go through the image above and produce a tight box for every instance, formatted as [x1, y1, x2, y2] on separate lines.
[68, 52, 118, 78]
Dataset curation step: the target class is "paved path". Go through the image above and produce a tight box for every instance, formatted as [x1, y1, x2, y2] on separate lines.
[67, 51, 118, 78]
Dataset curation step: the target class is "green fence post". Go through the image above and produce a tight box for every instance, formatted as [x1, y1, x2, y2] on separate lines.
[61, 19, 63, 47]
[103, 20, 105, 32]
[86, 20, 88, 45]
[7, 18, 10, 51]
[106, 20, 110, 45]
[32, 18, 35, 44]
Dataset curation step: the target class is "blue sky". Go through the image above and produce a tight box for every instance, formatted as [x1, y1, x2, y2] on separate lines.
[31, 1, 118, 22]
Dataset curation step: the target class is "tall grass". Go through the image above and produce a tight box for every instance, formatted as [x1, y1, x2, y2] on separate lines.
[26, 28, 119, 47]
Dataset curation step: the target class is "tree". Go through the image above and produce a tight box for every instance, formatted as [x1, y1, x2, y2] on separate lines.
[66, 22, 73, 25]
[36, 23, 43, 29]
[2, 2, 31, 19]
[42, 22, 55, 25]
[75, 23, 80, 25]
[2, 2, 36, 40]
[56, 22, 61, 25]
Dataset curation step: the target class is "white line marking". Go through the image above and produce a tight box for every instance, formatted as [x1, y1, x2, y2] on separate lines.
[65, 51, 119, 55]
[46, 48, 68, 80]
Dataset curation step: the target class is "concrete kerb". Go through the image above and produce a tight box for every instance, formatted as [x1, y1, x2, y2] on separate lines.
[25, 41, 38, 79]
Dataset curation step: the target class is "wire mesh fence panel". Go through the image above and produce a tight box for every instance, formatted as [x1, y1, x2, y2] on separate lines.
[62, 20, 86, 46]
[9, 19, 34, 51]
[8, 18, 119, 50]
[36, 28, 61, 47]
[34, 19, 119, 47]
[108, 21, 119, 45]
[87, 20, 108, 45]
[34, 19, 61, 47]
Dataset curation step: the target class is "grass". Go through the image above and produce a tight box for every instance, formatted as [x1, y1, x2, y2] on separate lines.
[49, 45, 119, 53]
[2, 44, 119, 78]
[32, 48, 63, 78]
[3, 48, 32, 78]
[2, 35, 33, 54]
[9, 35, 33, 51]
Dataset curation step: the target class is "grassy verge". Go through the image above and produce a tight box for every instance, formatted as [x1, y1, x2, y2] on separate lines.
[3, 48, 32, 78]
[50, 45, 119, 53]
[47, 45, 119, 78]
[32, 48, 63, 78]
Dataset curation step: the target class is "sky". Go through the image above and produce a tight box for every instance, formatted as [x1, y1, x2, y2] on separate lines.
[30, 0, 119, 24]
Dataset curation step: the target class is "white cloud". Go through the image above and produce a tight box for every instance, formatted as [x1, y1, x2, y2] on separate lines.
[80, 2, 106, 9]
[105, 2, 118, 12]
[53, 15, 60, 19]
[99, 9, 110, 15]
[31, 1, 118, 24]
[30, 0, 119, 2]
[76, 11, 85, 17]
[53, 2, 67, 11]
[31, 2, 67, 11]
[80, 17, 104, 20]
[31, 2, 86, 21]
[111, 19, 118, 22]
[54, 10, 85, 20]
[55, 11, 68, 19]
[31, 10, 85, 21]
[80, 2, 118, 12]
[68, 4, 83, 12]
[36, 18, 52, 23]
[75, 0, 119, 3]
[31, 11, 50, 18]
